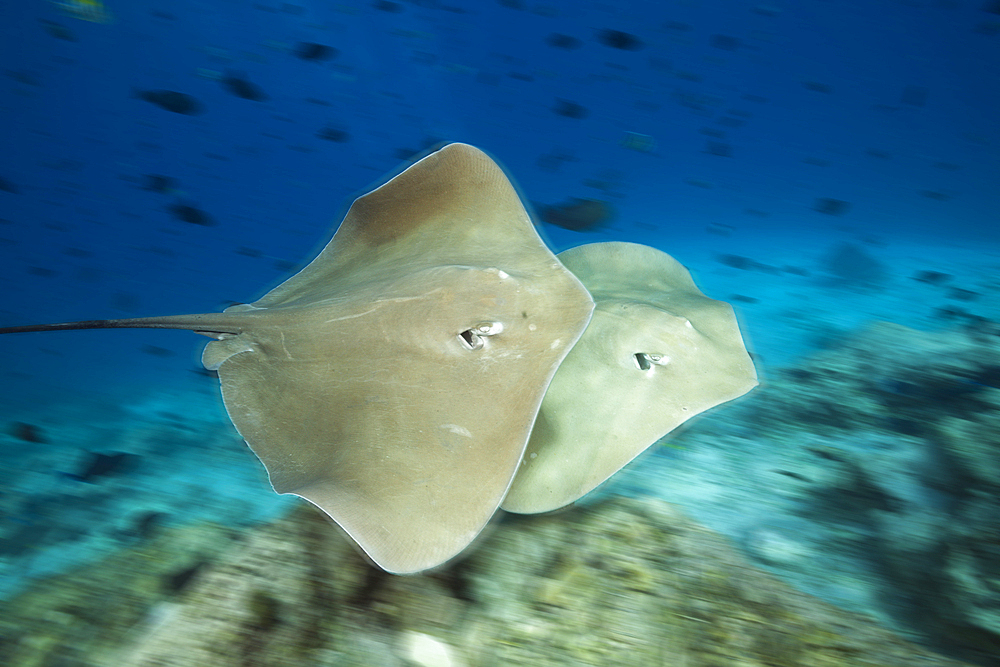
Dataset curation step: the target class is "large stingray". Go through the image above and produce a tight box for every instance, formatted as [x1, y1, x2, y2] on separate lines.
[501, 241, 757, 514]
[0, 143, 595, 573]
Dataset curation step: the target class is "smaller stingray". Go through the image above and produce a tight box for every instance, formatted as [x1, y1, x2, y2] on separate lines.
[0, 144, 595, 573]
[502, 242, 757, 514]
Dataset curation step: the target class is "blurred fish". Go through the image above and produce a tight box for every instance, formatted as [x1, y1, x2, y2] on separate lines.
[317, 125, 350, 142]
[5, 70, 41, 86]
[11, 422, 45, 443]
[221, 71, 268, 102]
[546, 33, 581, 49]
[51, 0, 113, 24]
[912, 270, 951, 286]
[141, 174, 176, 194]
[538, 198, 614, 232]
[130, 511, 168, 539]
[164, 561, 206, 594]
[168, 202, 214, 226]
[64, 452, 140, 483]
[373, 0, 404, 12]
[39, 19, 77, 41]
[134, 89, 203, 115]
[0, 176, 19, 194]
[553, 99, 588, 119]
[620, 131, 655, 153]
[295, 42, 337, 62]
[814, 197, 850, 216]
[597, 29, 643, 50]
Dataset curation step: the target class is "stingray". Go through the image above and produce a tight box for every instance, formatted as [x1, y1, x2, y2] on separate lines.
[501, 241, 758, 514]
[0, 143, 595, 573]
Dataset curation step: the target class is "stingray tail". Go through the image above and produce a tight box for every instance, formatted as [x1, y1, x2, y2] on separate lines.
[0, 313, 251, 339]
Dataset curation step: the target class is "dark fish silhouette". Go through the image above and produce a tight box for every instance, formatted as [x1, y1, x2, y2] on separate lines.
[597, 29, 643, 51]
[912, 270, 951, 286]
[546, 33, 581, 49]
[164, 561, 206, 594]
[295, 42, 337, 62]
[373, 0, 403, 12]
[142, 174, 176, 194]
[553, 99, 588, 119]
[135, 89, 203, 115]
[65, 452, 141, 483]
[317, 125, 349, 142]
[168, 203, 214, 226]
[814, 197, 851, 216]
[131, 511, 168, 539]
[221, 72, 268, 101]
[40, 19, 77, 41]
[11, 422, 45, 443]
[0, 176, 19, 194]
[538, 198, 613, 232]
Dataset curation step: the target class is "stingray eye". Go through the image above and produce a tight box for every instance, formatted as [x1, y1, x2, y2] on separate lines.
[459, 322, 503, 350]
[634, 352, 669, 371]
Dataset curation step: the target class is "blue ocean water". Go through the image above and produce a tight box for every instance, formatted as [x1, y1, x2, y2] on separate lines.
[0, 0, 998, 663]
[1, 0, 997, 405]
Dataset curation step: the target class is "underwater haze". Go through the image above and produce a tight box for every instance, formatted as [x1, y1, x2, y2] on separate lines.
[0, 1, 999, 666]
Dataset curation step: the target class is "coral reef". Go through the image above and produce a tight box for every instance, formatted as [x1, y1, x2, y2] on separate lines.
[0, 496, 972, 666]
[739, 321, 1000, 663]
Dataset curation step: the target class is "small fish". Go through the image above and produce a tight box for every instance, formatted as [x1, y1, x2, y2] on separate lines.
[597, 29, 643, 51]
[51, 0, 113, 24]
[134, 89, 203, 115]
[730, 294, 759, 304]
[546, 33, 581, 49]
[131, 511, 168, 539]
[295, 42, 337, 62]
[168, 202, 214, 226]
[0, 176, 19, 194]
[317, 126, 349, 142]
[164, 562, 206, 594]
[539, 198, 614, 232]
[373, 0, 404, 12]
[221, 71, 268, 102]
[64, 451, 140, 483]
[912, 270, 951, 286]
[5, 70, 40, 86]
[620, 131, 655, 153]
[11, 422, 46, 443]
[141, 174, 176, 194]
[553, 99, 588, 119]
[774, 469, 811, 482]
[814, 197, 851, 216]
[39, 19, 77, 41]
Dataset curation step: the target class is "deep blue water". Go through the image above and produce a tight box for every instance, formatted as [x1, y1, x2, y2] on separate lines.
[1, 0, 997, 406]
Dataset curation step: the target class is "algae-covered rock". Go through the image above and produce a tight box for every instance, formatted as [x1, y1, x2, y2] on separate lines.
[749, 321, 999, 436]
[727, 321, 1000, 663]
[0, 497, 973, 667]
[0, 520, 240, 667]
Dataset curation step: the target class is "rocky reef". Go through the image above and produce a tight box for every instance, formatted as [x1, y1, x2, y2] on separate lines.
[740, 321, 1000, 663]
[0, 494, 972, 666]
